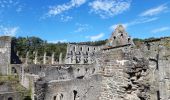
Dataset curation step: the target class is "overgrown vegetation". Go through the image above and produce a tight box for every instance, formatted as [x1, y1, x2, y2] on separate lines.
[12, 37, 67, 60]
[0, 75, 26, 92]
[12, 37, 107, 61]
[0, 75, 19, 83]
[0, 75, 31, 99]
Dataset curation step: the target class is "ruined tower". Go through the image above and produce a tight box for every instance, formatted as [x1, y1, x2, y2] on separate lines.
[107, 25, 134, 47]
[0, 36, 11, 75]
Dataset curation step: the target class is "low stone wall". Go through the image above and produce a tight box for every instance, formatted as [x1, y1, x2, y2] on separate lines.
[35, 74, 102, 100]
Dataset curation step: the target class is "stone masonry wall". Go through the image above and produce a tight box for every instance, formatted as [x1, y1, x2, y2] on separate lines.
[98, 46, 152, 100]
[0, 36, 11, 75]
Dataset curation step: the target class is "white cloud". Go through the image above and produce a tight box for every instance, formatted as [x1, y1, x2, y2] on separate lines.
[86, 33, 104, 41]
[0, 26, 19, 36]
[47, 0, 86, 16]
[16, 5, 23, 13]
[89, 0, 131, 18]
[48, 39, 68, 43]
[110, 17, 158, 30]
[75, 23, 90, 33]
[140, 4, 168, 17]
[0, 0, 19, 8]
[151, 27, 170, 33]
[60, 15, 73, 22]
[125, 17, 159, 27]
[0, 0, 21, 15]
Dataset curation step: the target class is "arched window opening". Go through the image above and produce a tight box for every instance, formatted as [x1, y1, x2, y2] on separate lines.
[12, 67, 17, 73]
[121, 34, 123, 37]
[80, 47, 83, 51]
[60, 94, 63, 100]
[8, 97, 13, 100]
[77, 68, 80, 72]
[113, 36, 116, 40]
[53, 96, 56, 100]
[76, 58, 80, 63]
[128, 38, 131, 42]
[156, 91, 160, 100]
[84, 59, 88, 64]
[87, 47, 89, 51]
[146, 43, 151, 50]
[73, 90, 78, 100]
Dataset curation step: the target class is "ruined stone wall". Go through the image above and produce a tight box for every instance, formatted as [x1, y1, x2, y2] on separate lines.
[0, 92, 25, 100]
[158, 39, 170, 100]
[0, 36, 11, 75]
[20, 63, 98, 82]
[41, 75, 102, 100]
[96, 46, 153, 100]
[12, 62, 100, 100]
[0, 75, 29, 100]
[32, 45, 154, 100]
[106, 25, 134, 47]
[141, 38, 170, 100]
[65, 44, 102, 64]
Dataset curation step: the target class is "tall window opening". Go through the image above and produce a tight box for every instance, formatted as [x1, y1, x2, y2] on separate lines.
[73, 90, 77, 100]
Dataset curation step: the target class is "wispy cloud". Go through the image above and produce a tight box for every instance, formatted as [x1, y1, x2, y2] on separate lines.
[47, 0, 87, 16]
[86, 33, 104, 41]
[75, 23, 90, 33]
[0, 0, 21, 15]
[48, 39, 67, 43]
[140, 4, 168, 17]
[89, 0, 131, 18]
[0, 26, 19, 36]
[151, 27, 170, 33]
[60, 15, 73, 22]
[0, 0, 13, 8]
[0, 0, 19, 8]
[110, 17, 158, 30]
[110, 4, 169, 30]
[16, 5, 23, 13]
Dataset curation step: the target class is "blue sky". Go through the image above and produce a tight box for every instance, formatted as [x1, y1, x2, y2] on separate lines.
[0, 0, 170, 42]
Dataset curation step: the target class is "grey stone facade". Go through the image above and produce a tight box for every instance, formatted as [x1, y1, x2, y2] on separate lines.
[65, 44, 102, 64]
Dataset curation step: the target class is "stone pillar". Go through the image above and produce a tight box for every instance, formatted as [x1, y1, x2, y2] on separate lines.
[158, 59, 170, 100]
[25, 51, 29, 64]
[65, 43, 69, 64]
[51, 52, 55, 64]
[80, 52, 84, 64]
[72, 52, 76, 64]
[43, 52, 46, 64]
[59, 53, 62, 64]
[34, 51, 38, 64]
[88, 53, 91, 64]
[20, 64, 25, 86]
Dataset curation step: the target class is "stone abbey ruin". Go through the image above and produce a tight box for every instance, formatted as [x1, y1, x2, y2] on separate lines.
[0, 25, 170, 100]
